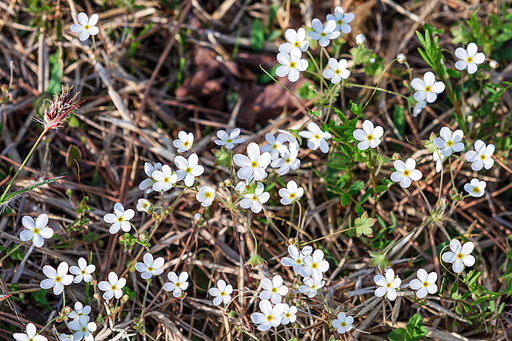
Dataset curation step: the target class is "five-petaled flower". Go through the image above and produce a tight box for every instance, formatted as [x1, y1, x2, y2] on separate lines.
[68, 302, 91, 320]
[70, 13, 99, 42]
[308, 18, 340, 47]
[464, 178, 486, 198]
[323, 58, 350, 84]
[302, 249, 329, 280]
[298, 276, 325, 298]
[411, 72, 445, 103]
[374, 268, 401, 301]
[260, 133, 288, 160]
[98, 272, 126, 300]
[299, 122, 332, 153]
[353, 120, 384, 150]
[164, 271, 189, 297]
[20, 214, 54, 248]
[139, 162, 162, 193]
[409, 268, 438, 299]
[441, 240, 475, 273]
[136, 198, 152, 213]
[455, 43, 485, 74]
[209, 279, 233, 306]
[465, 140, 495, 171]
[391, 158, 422, 188]
[104, 203, 135, 234]
[260, 275, 288, 304]
[281, 245, 313, 275]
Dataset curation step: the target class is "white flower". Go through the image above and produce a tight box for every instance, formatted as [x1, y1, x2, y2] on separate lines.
[299, 122, 332, 153]
[397, 53, 406, 63]
[103, 203, 135, 234]
[374, 268, 401, 301]
[281, 304, 297, 324]
[175, 153, 204, 187]
[260, 133, 287, 160]
[69, 257, 96, 284]
[332, 312, 354, 334]
[20, 214, 54, 248]
[465, 140, 495, 171]
[59, 334, 73, 341]
[279, 180, 304, 205]
[409, 268, 437, 299]
[441, 239, 475, 273]
[271, 145, 300, 175]
[455, 43, 485, 74]
[240, 182, 270, 214]
[196, 186, 216, 207]
[323, 58, 350, 84]
[353, 120, 384, 150]
[413, 100, 426, 117]
[281, 245, 313, 275]
[260, 275, 288, 304]
[464, 178, 486, 198]
[298, 276, 325, 298]
[233, 142, 271, 182]
[411, 71, 445, 103]
[13, 323, 47, 341]
[68, 302, 91, 320]
[173, 131, 194, 153]
[434, 127, 465, 157]
[279, 28, 309, 53]
[215, 128, 245, 149]
[391, 158, 422, 188]
[276, 48, 309, 83]
[136, 198, 152, 213]
[152, 165, 178, 192]
[433, 149, 444, 173]
[139, 162, 162, 193]
[68, 316, 97, 341]
[250, 300, 285, 331]
[40, 262, 73, 295]
[98, 272, 126, 300]
[135, 253, 164, 279]
[164, 271, 189, 297]
[326, 7, 354, 33]
[209, 279, 233, 305]
[70, 13, 99, 42]
[355, 33, 365, 45]
[308, 19, 340, 47]
[302, 249, 329, 279]
[235, 181, 247, 194]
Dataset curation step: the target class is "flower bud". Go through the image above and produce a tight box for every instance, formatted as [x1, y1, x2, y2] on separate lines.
[219, 182, 225, 189]
[267, 211, 275, 218]
[224, 179, 232, 187]
[392, 153, 400, 160]
[119, 235, 124, 242]
[139, 234, 146, 241]
[308, 83, 315, 91]
[90, 279, 97, 285]
[19, 293, 24, 299]
[397, 53, 406, 64]
[133, 317, 139, 324]
[93, 293, 100, 300]
[489, 60, 498, 69]
[287, 238, 295, 245]
[449, 189, 457, 197]
[122, 294, 129, 303]
[440, 197, 447, 206]
[1, 84, 8, 92]
[64, 306, 72, 314]
[90, 53, 96, 60]
[355, 34, 366, 45]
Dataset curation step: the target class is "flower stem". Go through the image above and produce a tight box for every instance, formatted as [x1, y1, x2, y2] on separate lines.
[415, 181, 433, 214]
[345, 83, 408, 99]
[140, 279, 151, 319]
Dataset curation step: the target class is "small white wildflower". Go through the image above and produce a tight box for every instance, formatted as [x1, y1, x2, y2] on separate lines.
[196, 186, 216, 207]
[409, 268, 437, 299]
[20, 213, 54, 248]
[391, 158, 422, 188]
[355, 34, 365, 45]
[299, 122, 332, 153]
[14, 323, 47, 341]
[326, 7, 355, 34]
[68, 316, 97, 341]
[489, 60, 498, 69]
[164, 271, 189, 297]
[465, 140, 495, 171]
[434, 127, 465, 157]
[308, 19, 340, 47]
[455, 43, 485, 74]
[136, 198, 152, 213]
[40, 262, 73, 295]
[433, 149, 444, 173]
[332, 312, 354, 334]
[70, 13, 99, 42]
[240, 182, 270, 214]
[271, 145, 300, 175]
[464, 178, 486, 198]
[235, 181, 247, 194]
[68, 302, 91, 320]
[279, 28, 309, 53]
[298, 276, 325, 298]
[209, 279, 233, 305]
[374, 268, 401, 301]
[233, 142, 271, 183]
[279, 180, 304, 205]
[69, 257, 95, 284]
[281, 245, 313, 275]
[139, 162, 162, 193]
[323, 58, 350, 84]
[411, 71, 445, 103]
[250, 300, 285, 331]
[152, 165, 178, 192]
[98, 272, 126, 300]
[175, 154, 204, 187]
[353, 120, 384, 150]
[302, 249, 329, 280]
[281, 304, 297, 325]
[276, 48, 309, 83]
[215, 128, 245, 149]
[103, 203, 135, 234]
[135, 253, 165, 279]
[442, 240, 475, 273]
[260, 275, 288, 304]
[397, 53, 406, 63]
[413, 100, 427, 117]
[173, 131, 194, 153]
[261, 133, 288, 160]
[59, 334, 73, 341]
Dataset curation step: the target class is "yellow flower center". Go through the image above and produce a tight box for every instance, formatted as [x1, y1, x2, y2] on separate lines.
[314, 134, 320, 140]
[285, 313, 291, 318]
[84, 25, 90, 30]
[81, 270, 86, 275]
[117, 216, 124, 222]
[425, 86, 431, 92]
[386, 282, 392, 288]
[366, 134, 374, 141]
[289, 61, 296, 68]
[337, 19, 343, 25]
[446, 140, 453, 147]
[252, 195, 258, 201]
[220, 291, 226, 296]
[176, 282, 181, 287]
[289, 193, 296, 199]
[334, 69, 341, 75]
[271, 287, 277, 293]
[403, 170, 410, 176]
[33, 228, 40, 234]
[340, 321, 347, 327]
[78, 312, 83, 316]
[272, 144, 278, 149]
[311, 263, 317, 269]
[164, 177, 170, 183]
[185, 167, 192, 173]
[295, 259, 301, 264]
[111, 285, 117, 290]
[143, 203, 148, 209]
[148, 266, 154, 272]
[456, 253, 464, 260]
[320, 32, 327, 37]
[55, 276, 62, 282]
[467, 56, 473, 63]
[480, 154, 486, 160]
[226, 138, 233, 143]
[423, 281, 429, 288]
[81, 327, 87, 332]
[251, 161, 258, 168]
[29, 338, 34, 341]
[205, 192, 212, 199]
[294, 41, 300, 48]
[183, 141, 190, 147]
[311, 285, 316, 289]
[472, 187, 480, 194]
[266, 315, 273, 321]
[285, 158, 291, 164]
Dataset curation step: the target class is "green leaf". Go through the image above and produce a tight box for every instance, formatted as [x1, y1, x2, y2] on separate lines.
[355, 211, 375, 237]
[388, 328, 408, 341]
[66, 145, 82, 168]
[446, 69, 461, 78]
[47, 48, 63, 95]
[251, 19, 264, 52]
[392, 105, 405, 139]
[348, 180, 364, 195]
[0, 175, 67, 207]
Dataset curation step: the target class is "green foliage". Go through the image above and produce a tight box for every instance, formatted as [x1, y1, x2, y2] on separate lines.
[416, 28, 444, 75]
[251, 19, 264, 52]
[31, 289, 51, 311]
[368, 250, 390, 273]
[213, 148, 233, 168]
[388, 313, 428, 341]
[47, 49, 63, 95]
[354, 211, 375, 237]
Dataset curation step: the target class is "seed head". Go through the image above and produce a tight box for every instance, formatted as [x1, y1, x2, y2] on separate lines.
[42, 85, 81, 131]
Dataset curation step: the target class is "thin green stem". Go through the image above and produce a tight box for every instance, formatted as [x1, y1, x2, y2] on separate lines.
[36, 316, 58, 335]
[414, 181, 433, 214]
[345, 83, 408, 99]
[140, 279, 151, 319]
[448, 156, 456, 189]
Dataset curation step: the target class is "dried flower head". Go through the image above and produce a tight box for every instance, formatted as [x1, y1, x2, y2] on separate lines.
[41, 85, 82, 131]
